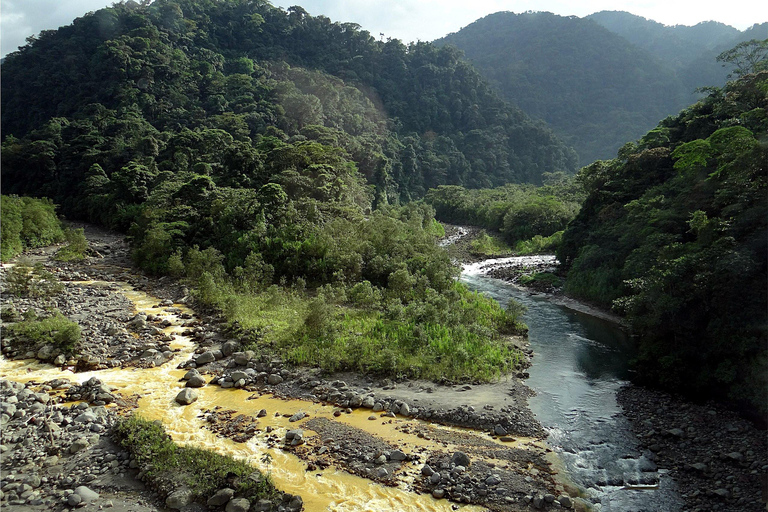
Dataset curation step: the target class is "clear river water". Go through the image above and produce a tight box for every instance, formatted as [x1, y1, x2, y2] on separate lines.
[462, 257, 684, 511]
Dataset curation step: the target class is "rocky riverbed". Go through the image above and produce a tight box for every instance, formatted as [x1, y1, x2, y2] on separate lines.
[1, 223, 571, 512]
[617, 385, 768, 511]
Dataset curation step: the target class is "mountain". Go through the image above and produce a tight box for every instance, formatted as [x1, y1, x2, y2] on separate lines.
[436, 11, 767, 166]
[588, 11, 768, 95]
[435, 11, 689, 166]
[0, 0, 576, 212]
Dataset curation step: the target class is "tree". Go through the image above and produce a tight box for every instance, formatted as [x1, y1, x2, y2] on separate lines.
[717, 39, 768, 78]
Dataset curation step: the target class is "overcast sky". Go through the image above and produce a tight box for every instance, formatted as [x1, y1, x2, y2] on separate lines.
[2, 0, 766, 57]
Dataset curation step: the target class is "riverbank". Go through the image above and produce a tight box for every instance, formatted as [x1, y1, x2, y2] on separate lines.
[1, 223, 573, 511]
[617, 385, 767, 511]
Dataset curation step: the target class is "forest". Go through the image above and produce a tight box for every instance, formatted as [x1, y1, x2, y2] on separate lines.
[436, 11, 767, 166]
[2, 0, 559, 382]
[559, 71, 768, 418]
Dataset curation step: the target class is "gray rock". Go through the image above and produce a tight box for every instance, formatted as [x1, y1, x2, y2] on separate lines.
[432, 489, 445, 499]
[186, 375, 207, 388]
[233, 351, 254, 366]
[231, 371, 249, 382]
[361, 396, 375, 408]
[389, 449, 407, 461]
[195, 351, 216, 365]
[485, 474, 502, 485]
[67, 494, 83, 506]
[207, 488, 235, 507]
[222, 341, 240, 356]
[225, 497, 251, 512]
[182, 369, 200, 381]
[430, 472, 441, 484]
[166, 488, 193, 510]
[267, 374, 284, 385]
[421, 464, 434, 476]
[74, 486, 99, 503]
[376, 467, 389, 478]
[69, 438, 90, 454]
[399, 403, 411, 416]
[175, 388, 198, 405]
[558, 495, 573, 508]
[289, 411, 306, 422]
[494, 424, 508, 436]
[451, 451, 470, 467]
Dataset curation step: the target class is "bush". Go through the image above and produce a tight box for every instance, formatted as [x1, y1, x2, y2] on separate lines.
[55, 228, 89, 261]
[1, 195, 64, 261]
[114, 416, 278, 505]
[6, 310, 81, 352]
[3, 258, 64, 297]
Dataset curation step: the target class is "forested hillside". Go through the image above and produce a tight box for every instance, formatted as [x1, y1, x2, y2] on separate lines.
[2, 0, 566, 382]
[558, 71, 768, 418]
[436, 11, 767, 166]
[588, 11, 768, 95]
[1, 0, 576, 206]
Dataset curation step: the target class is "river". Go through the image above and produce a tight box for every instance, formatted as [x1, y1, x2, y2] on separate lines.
[1, 254, 685, 511]
[462, 257, 684, 511]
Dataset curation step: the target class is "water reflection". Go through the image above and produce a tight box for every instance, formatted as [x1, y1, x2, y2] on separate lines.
[460, 266, 682, 511]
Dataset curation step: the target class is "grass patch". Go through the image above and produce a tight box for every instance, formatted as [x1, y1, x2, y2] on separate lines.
[519, 272, 563, 289]
[215, 281, 526, 383]
[5, 310, 81, 353]
[469, 231, 514, 257]
[113, 416, 280, 504]
[514, 230, 563, 255]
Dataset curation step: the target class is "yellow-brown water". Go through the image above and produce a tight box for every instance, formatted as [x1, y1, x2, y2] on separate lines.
[1, 281, 506, 511]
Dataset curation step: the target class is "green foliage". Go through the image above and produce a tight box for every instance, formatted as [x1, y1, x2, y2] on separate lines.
[55, 228, 89, 262]
[114, 416, 278, 504]
[436, 11, 694, 165]
[469, 232, 513, 257]
[1, 195, 64, 261]
[6, 310, 80, 353]
[559, 73, 768, 418]
[1, 0, 576, 216]
[4, 258, 65, 297]
[514, 231, 564, 255]
[717, 39, 768, 78]
[424, 177, 583, 245]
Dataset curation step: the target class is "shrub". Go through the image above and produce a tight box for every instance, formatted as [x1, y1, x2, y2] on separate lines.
[6, 310, 81, 352]
[1, 195, 64, 261]
[55, 228, 89, 261]
[3, 258, 64, 297]
[114, 416, 278, 505]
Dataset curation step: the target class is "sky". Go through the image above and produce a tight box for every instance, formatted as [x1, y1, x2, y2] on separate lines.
[2, 0, 766, 58]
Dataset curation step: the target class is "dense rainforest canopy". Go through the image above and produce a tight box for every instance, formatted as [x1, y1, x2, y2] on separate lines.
[1, 0, 576, 207]
[436, 11, 767, 166]
[559, 71, 768, 419]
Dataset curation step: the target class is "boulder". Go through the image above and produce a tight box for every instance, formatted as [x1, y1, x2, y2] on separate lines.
[207, 488, 235, 507]
[166, 488, 193, 510]
[195, 351, 216, 365]
[451, 451, 470, 467]
[225, 498, 251, 512]
[175, 388, 198, 405]
[74, 486, 99, 503]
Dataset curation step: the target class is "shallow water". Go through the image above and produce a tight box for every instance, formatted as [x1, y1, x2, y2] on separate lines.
[462, 259, 684, 511]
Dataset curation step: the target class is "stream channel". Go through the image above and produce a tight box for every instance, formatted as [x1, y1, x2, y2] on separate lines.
[462, 257, 684, 511]
[1, 254, 684, 511]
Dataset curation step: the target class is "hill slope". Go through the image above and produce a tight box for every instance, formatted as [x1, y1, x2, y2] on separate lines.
[437, 11, 767, 166]
[558, 72, 768, 419]
[0, 0, 576, 207]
